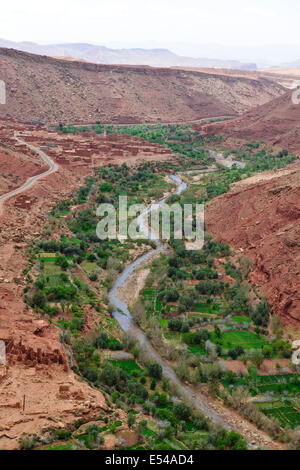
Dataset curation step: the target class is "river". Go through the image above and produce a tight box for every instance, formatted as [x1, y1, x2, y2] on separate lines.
[108, 169, 235, 428]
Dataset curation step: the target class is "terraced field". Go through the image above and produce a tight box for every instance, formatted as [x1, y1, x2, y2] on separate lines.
[109, 360, 144, 374]
[256, 401, 300, 429]
[224, 373, 300, 429]
[210, 330, 270, 350]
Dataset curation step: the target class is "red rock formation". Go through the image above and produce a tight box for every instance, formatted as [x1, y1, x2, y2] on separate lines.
[206, 162, 300, 327]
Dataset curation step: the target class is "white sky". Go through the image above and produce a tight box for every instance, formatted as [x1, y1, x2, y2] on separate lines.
[0, 0, 300, 64]
[1, 0, 300, 51]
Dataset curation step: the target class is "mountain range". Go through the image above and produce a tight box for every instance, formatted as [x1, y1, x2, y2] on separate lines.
[0, 38, 257, 70]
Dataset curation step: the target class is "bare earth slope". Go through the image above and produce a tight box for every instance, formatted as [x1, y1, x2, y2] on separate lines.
[201, 90, 300, 154]
[0, 48, 285, 125]
[206, 161, 300, 327]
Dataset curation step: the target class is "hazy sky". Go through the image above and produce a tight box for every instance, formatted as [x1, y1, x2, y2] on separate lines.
[1, 0, 300, 50]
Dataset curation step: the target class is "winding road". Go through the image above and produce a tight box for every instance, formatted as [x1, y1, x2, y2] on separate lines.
[0, 135, 72, 364]
[0, 133, 58, 214]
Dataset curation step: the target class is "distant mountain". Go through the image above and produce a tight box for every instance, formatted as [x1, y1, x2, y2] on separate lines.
[281, 59, 300, 67]
[0, 38, 257, 70]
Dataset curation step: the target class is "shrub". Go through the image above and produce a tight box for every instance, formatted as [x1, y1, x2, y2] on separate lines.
[30, 290, 46, 309]
[18, 434, 39, 450]
[262, 345, 272, 358]
[158, 288, 179, 303]
[251, 351, 264, 369]
[83, 366, 99, 383]
[228, 345, 245, 360]
[150, 379, 156, 390]
[174, 402, 192, 421]
[251, 301, 270, 327]
[194, 329, 209, 344]
[53, 429, 72, 440]
[127, 414, 136, 428]
[168, 318, 183, 332]
[224, 431, 247, 450]
[95, 332, 108, 349]
[148, 363, 162, 380]
[100, 364, 119, 386]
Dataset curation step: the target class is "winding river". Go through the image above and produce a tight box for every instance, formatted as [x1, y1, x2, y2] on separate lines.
[108, 154, 259, 441]
[108, 164, 238, 429]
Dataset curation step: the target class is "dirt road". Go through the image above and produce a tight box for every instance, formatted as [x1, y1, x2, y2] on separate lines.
[0, 133, 58, 214]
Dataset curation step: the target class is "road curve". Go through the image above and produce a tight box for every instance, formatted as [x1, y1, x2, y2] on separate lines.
[0, 133, 58, 214]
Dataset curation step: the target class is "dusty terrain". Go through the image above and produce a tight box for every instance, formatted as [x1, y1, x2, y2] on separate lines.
[206, 160, 300, 327]
[172, 66, 300, 89]
[0, 119, 176, 449]
[200, 89, 300, 154]
[0, 48, 285, 125]
[261, 67, 300, 89]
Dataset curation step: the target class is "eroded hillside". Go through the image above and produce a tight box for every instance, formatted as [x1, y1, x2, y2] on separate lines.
[206, 160, 300, 327]
[0, 48, 285, 125]
[200, 90, 300, 154]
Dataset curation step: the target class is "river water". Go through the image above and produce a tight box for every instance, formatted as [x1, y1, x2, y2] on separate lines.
[108, 172, 234, 428]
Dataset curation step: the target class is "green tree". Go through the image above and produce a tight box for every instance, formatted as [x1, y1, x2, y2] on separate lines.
[137, 419, 147, 436]
[127, 414, 136, 428]
[251, 351, 264, 370]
